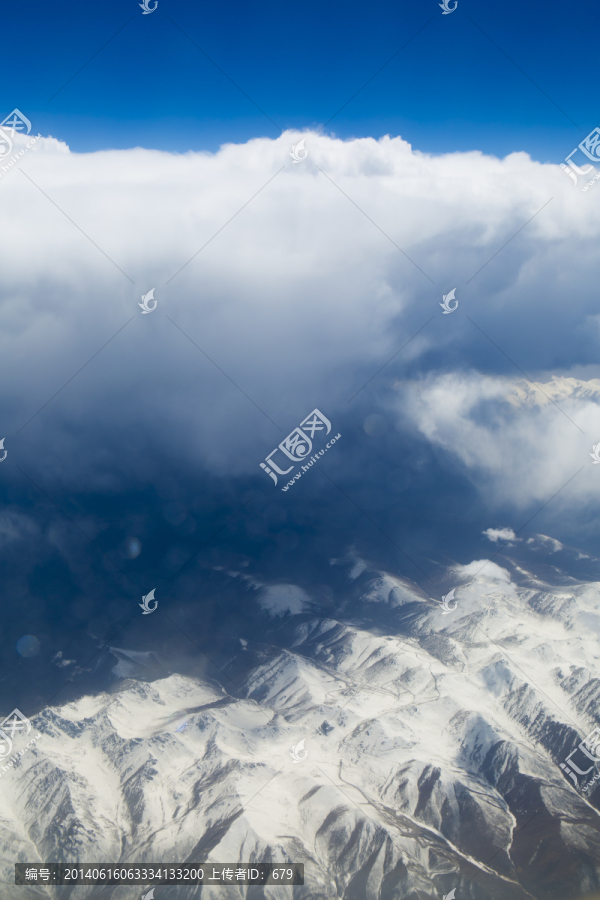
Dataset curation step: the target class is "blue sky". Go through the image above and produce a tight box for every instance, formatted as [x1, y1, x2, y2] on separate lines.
[4, 0, 597, 159]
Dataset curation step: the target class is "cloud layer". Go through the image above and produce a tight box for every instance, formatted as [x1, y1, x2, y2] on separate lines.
[397, 372, 599, 510]
[2, 128, 599, 529]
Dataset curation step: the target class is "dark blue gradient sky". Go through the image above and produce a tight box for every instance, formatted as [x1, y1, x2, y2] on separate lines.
[3, 0, 597, 158]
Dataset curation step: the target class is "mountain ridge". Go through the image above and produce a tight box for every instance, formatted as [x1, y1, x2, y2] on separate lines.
[2, 536, 600, 898]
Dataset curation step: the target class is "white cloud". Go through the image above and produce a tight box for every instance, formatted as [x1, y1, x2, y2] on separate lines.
[451, 559, 516, 599]
[399, 372, 599, 510]
[483, 527, 518, 543]
[2, 128, 599, 503]
[364, 573, 424, 606]
[455, 560, 512, 583]
[0, 510, 39, 544]
[349, 559, 367, 580]
[526, 534, 564, 552]
[258, 584, 310, 616]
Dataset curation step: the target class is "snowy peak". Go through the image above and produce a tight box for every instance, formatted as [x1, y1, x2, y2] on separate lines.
[507, 375, 600, 410]
[3, 540, 600, 898]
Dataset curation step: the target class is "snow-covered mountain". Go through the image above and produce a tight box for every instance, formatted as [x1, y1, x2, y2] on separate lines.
[2, 535, 600, 899]
[506, 376, 600, 410]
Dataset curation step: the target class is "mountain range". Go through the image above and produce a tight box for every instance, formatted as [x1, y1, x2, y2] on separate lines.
[2, 533, 600, 899]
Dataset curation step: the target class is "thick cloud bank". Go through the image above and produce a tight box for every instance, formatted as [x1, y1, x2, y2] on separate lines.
[2, 129, 599, 524]
[398, 373, 599, 509]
